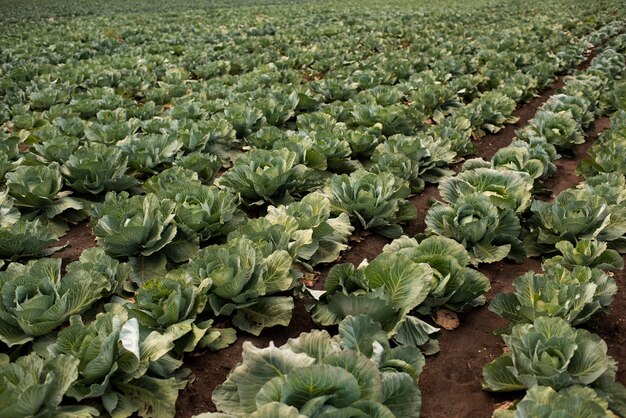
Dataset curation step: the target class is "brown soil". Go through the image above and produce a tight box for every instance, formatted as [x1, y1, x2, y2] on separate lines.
[52, 221, 96, 269]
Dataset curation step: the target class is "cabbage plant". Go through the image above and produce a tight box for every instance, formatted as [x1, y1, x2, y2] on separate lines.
[173, 152, 221, 184]
[525, 189, 626, 256]
[474, 91, 519, 135]
[182, 237, 296, 336]
[143, 167, 202, 198]
[579, 173, 626, 206]
[265, 193, 354, 267]
[5, 163, 83, 219]
[0, 353, 98, 418]
[311, 252, 439, 352]
[482, 317, 626, 401]
[350, 103, 425, 136]
[490, 263, 617, 326]
[543, 239, 624, 271]
[464, 146, 545, 180]
[542, 94, 594, 128]
[439, 167, 533, 213]
[425, 193, 524, 264]
[173, 186, 246, 242]
[0, 218, 62, 261]
[31, 134, 80, 164]
[518, 110, 584, 150]
[125, 273, 235, 353]
[61, 143, 138, 194]
[493, 385, 618, 418]
[323, 169, 417, 238]
[370, 134, 454, 193]
[117, 133, 183, 173]
[0, 257, 112, 346]
[383, 236, 490, 312]
[203, 315, 424, 418]
[510, 138, 559, 178]
[92, 192, 199, 268]
[49, 305, 187, 418]
[578, 129, 626, 177]
[143, 170, 246, 243]
[217, 148, 325, 206]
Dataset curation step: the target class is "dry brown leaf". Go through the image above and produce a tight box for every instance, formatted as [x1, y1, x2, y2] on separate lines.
[433, 309, 460, 330]
[349, 231, 371, 243]
[492, 401, 516, 416]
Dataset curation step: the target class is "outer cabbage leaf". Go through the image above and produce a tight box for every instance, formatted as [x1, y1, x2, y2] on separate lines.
[0, 191, 19, 228]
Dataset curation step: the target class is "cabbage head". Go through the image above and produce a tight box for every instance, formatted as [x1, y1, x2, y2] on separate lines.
[323, 169, 417, 238]
[204, 315, 424, 418]
[0, 352, 98, 418]
[493, 385, 617, 418]
[383, 236, 490, 312]
[483, 317, 623, 392]
[425, 193, 524, 264]
[0, 257, 112, 347]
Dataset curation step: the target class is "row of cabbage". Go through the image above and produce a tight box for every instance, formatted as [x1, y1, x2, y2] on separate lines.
[195, 24, 626, 418]
[483, 118, 626, 417]
[0, 4, 624, 418]
[464, 43, 626, 415]
[1, 4, 614, 257]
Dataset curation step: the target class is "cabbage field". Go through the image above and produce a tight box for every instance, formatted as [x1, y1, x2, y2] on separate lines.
[2, 0, 626, 416]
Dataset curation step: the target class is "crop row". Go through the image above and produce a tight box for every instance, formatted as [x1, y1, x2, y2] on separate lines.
[481, 48, 626, 416]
